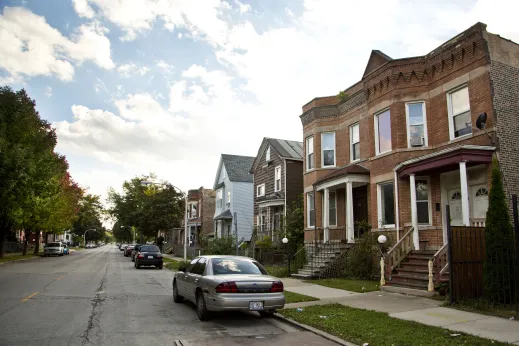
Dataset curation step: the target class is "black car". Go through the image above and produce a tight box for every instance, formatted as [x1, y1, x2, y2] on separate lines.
[131, 244, 144, 262]
[134, 245, 163, 269]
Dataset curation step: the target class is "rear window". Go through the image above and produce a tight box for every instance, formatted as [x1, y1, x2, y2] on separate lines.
[47, 243, 60, 247]
[140, 246, 159, 252]
[212, 258, 267, 275]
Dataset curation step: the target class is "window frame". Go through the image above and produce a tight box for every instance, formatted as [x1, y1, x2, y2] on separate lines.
[266, 146, 270, 162]
[447, 85, 472, 140]
[274, 166, 282, 192]
[415, 177, 432, 225]
[374, 108, 392, 156]
[256, 183, 265, 197]
[329, 191, 337, 226]
[321, 132, 336, 168]
[226, 190, 231, 207]
[216, 189, 223, 208]
[377, 182, 395, 228]
[306, 136, 314, 171]
[307, 192, 315, 228]
[405, 101, 428, 148]
[222, 167, 226, 180]
[350, 122, 360, 162]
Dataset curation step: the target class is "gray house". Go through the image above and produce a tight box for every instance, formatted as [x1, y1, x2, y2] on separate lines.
[213, 154, 255, 242]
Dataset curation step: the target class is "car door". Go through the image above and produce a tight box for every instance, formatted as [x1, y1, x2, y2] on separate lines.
[185, 258, 205, 302]
[177, 258, 199, 301]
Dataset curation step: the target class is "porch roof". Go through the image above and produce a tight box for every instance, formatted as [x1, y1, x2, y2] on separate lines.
[314, 163, 369, 185]
[395, 145, 495, 178]
[214, 209, 233, 220]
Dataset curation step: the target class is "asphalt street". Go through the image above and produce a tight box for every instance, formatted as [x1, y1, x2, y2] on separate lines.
[0, 245, 338, 346]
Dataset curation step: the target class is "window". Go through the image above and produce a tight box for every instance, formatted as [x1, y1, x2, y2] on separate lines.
[377, 182, 395, 227]
[257, 184, 265, 197]
[406, 102, 428, 147]
[350, 123, 360, 161]
[216, 190, 223, 208]
[274, 166, 281, 192]
[222, 167, 225, 180]
[257, 213, 266, 233]
[475, 188, 488, 196]
[266, 146, 270, 161]
[329, 192, 337, 226]
[415, 179, 430, 224]
[191, 257, 206, 275]
[185, 258, 199, 273]
[448, 86, 471, 138]
[212, 258, 267, 275]
[226, 191, 231, 207]
[375, 109, 392, 155]
[189, 203, 197, 218]
[306, 136, 314, 171]
[307, 192, 315, 228]
[321, 132, 336, 167]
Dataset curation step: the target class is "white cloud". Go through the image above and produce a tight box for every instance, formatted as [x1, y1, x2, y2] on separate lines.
[178, 32, 182, 39]
[117, 63, 150, 77]
[72, 0, 95, 19]
[44, 86, 52, 97]
[156, 60, 173, 71]
[235, 0, 251, 14]
[0, 7, 114, 82]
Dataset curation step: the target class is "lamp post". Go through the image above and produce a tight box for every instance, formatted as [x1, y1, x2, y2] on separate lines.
[84, 229, 96, 247]
[282, 237, 289, 275]
[378, 234, 388, 286]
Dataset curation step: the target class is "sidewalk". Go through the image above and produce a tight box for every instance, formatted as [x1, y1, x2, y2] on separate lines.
[282, 278, 519, 345]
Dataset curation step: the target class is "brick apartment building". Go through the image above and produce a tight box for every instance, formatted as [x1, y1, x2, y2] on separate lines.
[301, 22, 519, 252]
[181, 187, 215, 246]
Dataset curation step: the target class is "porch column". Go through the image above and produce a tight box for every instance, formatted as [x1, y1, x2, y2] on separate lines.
[346, 182, 354, 243]
[410, 174, 420, 250]
[459, 161, 470, 226]
[323, 188, 330, 242]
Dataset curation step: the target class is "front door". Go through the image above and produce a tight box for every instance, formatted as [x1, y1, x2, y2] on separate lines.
[448, 189, 463, 226]
[353, 186, 368, 236]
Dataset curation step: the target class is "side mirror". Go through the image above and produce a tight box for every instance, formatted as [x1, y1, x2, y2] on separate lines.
[178, 266, 187, 272]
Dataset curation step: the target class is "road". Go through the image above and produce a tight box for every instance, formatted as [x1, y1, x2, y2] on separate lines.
[0, 245, 337, 346]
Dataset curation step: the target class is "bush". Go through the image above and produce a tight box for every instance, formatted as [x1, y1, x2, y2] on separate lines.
[343, 232, 379, 279]
[204, 236, 236, 255]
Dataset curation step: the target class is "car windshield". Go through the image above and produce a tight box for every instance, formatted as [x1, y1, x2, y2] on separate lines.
[47, 243, 60, 247]
[140, 246, 159, 252]
[211, 258, 267, 275]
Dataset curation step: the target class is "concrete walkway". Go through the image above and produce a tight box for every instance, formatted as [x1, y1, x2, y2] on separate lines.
[281, 278, 519, 345]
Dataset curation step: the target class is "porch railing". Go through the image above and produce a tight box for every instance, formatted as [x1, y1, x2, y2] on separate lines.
[471, 218, 486, 227]
[384, 227, 414, 281]
[432, 243, 449, 285]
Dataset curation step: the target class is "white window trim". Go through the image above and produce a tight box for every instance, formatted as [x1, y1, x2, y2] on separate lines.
[329, 191, 337, 226]
[405, 101, 428, 148]
[321, 132, 336, 168]
[257, 183, 265, 197]
[274, 166, 282, 192]
[307, 192, 315, 228]
[222, 167, 226, 180]
[350, 123, 360, 163]
[266, 146, 270, 162]
[216, 189, 223, 208]
[306, 136, 314, 172]
[446, 85, 471, 140]
[377, 182, 395, 228]
[415, 176, 432, 225]
[374, 109, 392, 156]
[226, 190, 231, 207]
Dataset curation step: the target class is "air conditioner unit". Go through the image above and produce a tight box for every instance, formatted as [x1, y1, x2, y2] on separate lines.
[410, 136, 424, 147]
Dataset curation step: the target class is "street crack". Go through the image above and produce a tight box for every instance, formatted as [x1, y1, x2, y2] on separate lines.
[80, 262, 109, 345]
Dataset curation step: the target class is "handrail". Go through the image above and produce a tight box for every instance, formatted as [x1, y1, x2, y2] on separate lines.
[432, 243, 449, 284]
[384, 227, 414, 280]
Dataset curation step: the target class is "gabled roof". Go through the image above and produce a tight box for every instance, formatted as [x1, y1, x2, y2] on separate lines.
[362, 50, 392, 78]
[250, 137, 303, 173]
[213, 154, 255, 189]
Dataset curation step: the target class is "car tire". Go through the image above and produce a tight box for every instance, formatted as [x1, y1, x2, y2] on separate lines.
[158, 266, 163, 270]
[173, 281, 183, 303]
[259, 311, 275, 318]
[135, 262, 140, 269]
[196, 292, 210, 321]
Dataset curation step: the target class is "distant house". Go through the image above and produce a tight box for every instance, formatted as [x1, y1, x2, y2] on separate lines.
[250, 138, 303, 242]
[213, 154, 255, 242]
[186, 187, 215, 245]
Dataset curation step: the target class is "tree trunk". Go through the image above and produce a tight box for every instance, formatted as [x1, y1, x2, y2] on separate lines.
[33, 231, 41, 255]
[22, 235, 29, 256]
[0, 219, 13, 258]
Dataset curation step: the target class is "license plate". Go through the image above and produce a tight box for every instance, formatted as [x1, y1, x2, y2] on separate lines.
[249, 301, 264, 311]
[147, 256, 153, 259]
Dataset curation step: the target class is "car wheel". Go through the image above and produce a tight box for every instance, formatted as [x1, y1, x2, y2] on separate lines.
[135, 262, 140, 269]
[173, 281, 183, 303]
[196, 292, 210, 321]
[259, 311, 275, 318]
[158, 266, 163, 270]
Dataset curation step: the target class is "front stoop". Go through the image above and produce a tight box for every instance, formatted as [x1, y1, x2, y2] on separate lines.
[381, 285, 438, 297]
[291, 243, 352, 279]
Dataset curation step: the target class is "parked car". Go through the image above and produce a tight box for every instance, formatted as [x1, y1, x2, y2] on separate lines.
[131, 244, 143, 262]
[119, 244, 127, 251]
[134, 245, 163, 269]
[62, 244, 70, 255]
[44, 242, 64, 257]
[172, 256, 285, 321]
[124, 245, 135, 257]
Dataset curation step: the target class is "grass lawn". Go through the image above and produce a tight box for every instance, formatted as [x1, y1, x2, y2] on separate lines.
[284, 291, 319, 304]
[445, 300, 519, 321]
[305, 278, 379, 293]
[264, 266, 289, 278]
[163, 257, 189, 271]
[0, 253, 40, 263]
[281, 304, 507, 346]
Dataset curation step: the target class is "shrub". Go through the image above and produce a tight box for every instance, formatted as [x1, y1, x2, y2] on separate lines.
[204, 236, 236, 255]
[343, 232, 379, 279]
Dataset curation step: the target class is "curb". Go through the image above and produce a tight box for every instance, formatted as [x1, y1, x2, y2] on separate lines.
[273, 312, 358, 346]
[0, 256, 42, 266]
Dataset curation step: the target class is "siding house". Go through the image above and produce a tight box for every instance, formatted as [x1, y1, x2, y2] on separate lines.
[213, 154, 255, 242]
[250, 138, 303, 242]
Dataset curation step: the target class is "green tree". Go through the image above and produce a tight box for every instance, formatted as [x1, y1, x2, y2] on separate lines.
[283, 194, 305, 250]
[483, 157, 516, 303]
[72, 193, 106, 245]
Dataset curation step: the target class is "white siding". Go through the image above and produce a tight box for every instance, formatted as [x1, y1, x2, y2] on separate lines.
[232, 182, 254, 241]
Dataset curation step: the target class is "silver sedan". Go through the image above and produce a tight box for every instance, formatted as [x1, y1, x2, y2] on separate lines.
[172, 256, 285, 321]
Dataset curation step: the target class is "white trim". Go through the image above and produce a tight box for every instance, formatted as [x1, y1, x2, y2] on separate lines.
[315, 174, 370, 191]
[307, 192, 315, 228]
[274, 165, 282, 192]
[266, 146, 271, 162]
[256, 183, 265, 197]
[350, 122, 360, 162]
[306, 136, 314, 171]
[405, 101, 428, 148]
[346, 182, 354, 243]
[410, 174, 419, 250]
[321, 132, 336, 168]
[374, 108, 392, 156]
[216, 189, 223, 209]
[377, 181, 396, 228]
[226, 190, 231, 208]
[222, 166, 226, 180]
[447, 84, 471, 140]
[459, 161, 470, 226]
[415, 176, 432, 226]
[258, 200, 284, 207]
[394, 171, 400, 241]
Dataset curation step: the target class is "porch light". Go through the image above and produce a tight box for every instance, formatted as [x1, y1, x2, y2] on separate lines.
[282, 237, 288, 244]
[377, 235, 387, 244]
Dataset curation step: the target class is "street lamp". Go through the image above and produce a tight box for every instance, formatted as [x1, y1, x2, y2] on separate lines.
[84, 229, 96, 247]
[377, 234, 387, 256]
[141, 179, 189, 261]
[282, 237, 290, 275]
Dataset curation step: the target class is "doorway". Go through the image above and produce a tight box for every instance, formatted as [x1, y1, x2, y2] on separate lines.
[353, 185, 368, 237]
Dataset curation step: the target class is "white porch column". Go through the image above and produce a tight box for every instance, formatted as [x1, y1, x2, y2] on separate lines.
[459, 161, 470, 226]
[410, 174, 420, 250]
[323, 188, 330, 242]
[346, 182, 354, 243]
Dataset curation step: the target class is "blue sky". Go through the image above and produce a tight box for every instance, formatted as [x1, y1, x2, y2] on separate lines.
[1, 0, 518, 204]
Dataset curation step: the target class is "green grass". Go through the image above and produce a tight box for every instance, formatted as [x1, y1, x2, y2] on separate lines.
[0, 253, 40, 263]
[445, 299, 519, 321]
[163, 257, 190, 271]
[284, 291, 319, 304]
[264, 266, 289, 278]
[305, 278, 379, 293]
[281, 304, 508, 346]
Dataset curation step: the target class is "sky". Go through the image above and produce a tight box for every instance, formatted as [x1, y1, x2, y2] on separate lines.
[1, 0, 519, 204]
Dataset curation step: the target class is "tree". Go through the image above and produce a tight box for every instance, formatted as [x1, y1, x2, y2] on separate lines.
[72, 194, 106, 245]
[283, 194, 305, 250]
[483, 157, 516, 303]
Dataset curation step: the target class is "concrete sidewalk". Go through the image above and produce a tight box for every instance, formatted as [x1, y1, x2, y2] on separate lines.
[282, 278, 519, 344]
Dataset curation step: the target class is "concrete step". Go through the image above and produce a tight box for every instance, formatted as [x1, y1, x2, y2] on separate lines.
[297, 269, 321, 275]
[387, 278, 428, 289]
[291, 273, 315, 279]
[303, 264, 326, 270]
[381, 285, 438, 297]
[392, 272, 429, 281]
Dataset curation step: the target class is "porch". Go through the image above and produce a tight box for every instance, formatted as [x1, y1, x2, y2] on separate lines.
[214, 209, 233, 238]
[256, 199, 284, 243]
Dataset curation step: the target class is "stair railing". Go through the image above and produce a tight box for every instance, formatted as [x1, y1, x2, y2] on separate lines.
[290, 245, 307, 274]
[432, 243, 449, 285]
[384, 227, 414, 281]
